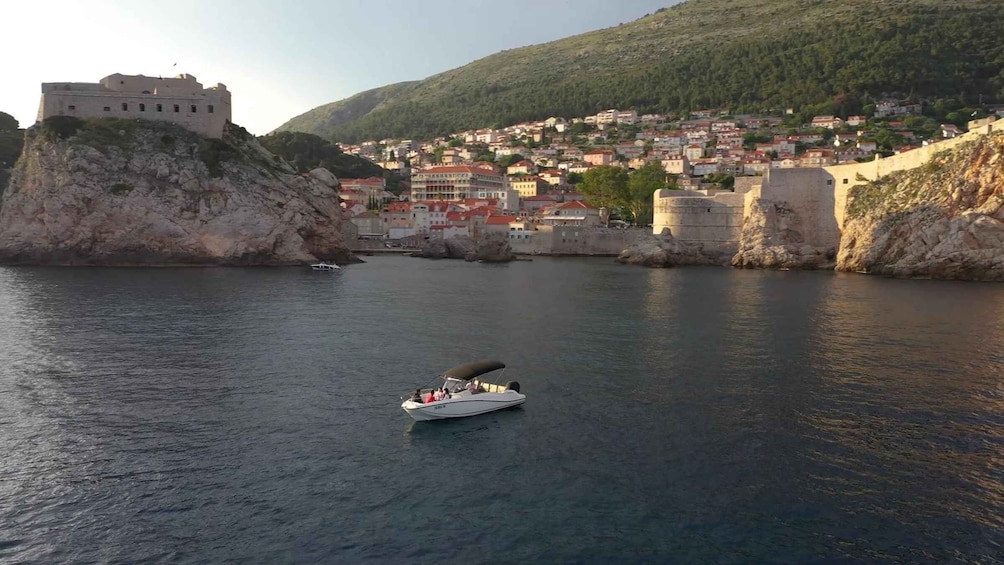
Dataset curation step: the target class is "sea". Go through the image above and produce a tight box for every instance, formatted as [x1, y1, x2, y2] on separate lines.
[1, 255, 1002, 564]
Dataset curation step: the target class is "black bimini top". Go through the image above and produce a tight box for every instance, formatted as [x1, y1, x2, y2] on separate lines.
[443, 360, 505, 381]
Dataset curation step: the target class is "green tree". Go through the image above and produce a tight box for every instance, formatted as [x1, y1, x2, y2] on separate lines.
[497, 153, 525, 168]
[0, 111, 24, 171]
[578, 165, 630, 211]
[257, 131, 387, 179]
[566, 172, 584, 185]
[626, 162, 666, 225]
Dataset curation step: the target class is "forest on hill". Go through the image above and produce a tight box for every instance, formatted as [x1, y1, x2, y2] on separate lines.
[276, 0, 1004, 143]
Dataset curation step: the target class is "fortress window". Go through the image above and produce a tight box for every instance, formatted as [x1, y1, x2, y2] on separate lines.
[103, 106, 111, 112]
[173, 104, 180, 113]
[156, 104, 162, 112]
[68, 105, 76, 111]
[191, 105, 197, 113]
[843, 178, 849, 184]
[208, 105, 214, 114]
[139, 103, 145, 112]
[122, 103, 128, 111]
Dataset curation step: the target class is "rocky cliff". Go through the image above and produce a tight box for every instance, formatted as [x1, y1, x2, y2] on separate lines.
[0, 117, 354, 266]
[836, 133, 1004, 280]
[615, 229, 727, 267]
[414, 233, 515, 262]
[732, 199, 835, 270]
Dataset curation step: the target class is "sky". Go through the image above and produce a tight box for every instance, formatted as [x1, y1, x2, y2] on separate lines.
[2, 0, 679, 135]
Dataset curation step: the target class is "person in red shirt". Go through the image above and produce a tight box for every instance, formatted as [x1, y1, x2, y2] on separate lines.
[423, 390, 435, 403]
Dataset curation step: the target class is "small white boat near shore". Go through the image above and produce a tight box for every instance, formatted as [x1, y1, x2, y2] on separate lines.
[401, 360, 524, 421]
[311, 262, 341, 271]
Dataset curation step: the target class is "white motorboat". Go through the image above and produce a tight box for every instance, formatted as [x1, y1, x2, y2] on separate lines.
[311, 262, 341, 271]
[401, 360, 525, 421]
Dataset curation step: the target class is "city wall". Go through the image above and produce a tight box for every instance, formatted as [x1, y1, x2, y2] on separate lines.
[652, 179, 756, 253]
[508, 225, 645, 256]
[655, 117, 1004, 252]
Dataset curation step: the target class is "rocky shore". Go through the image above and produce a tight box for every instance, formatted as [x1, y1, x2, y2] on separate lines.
[615, 229, 728, 267]
[0, 118, 355, 266]
[412, 233, 515, 262]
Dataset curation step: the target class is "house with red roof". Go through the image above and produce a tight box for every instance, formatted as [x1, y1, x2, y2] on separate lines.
[540, 200, 601, 227]
[506, 160, 538, 176]
[484, 214, 520, 235]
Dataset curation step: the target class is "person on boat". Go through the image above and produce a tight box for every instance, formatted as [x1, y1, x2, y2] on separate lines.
[433, 388, 444, 402]
[441, 387, 451, 400]
[466, 381, 479, 394]
[423, 389, 436, 403]
[410, 389, 423, 403]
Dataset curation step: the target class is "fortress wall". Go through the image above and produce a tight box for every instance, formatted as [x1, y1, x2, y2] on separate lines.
[653, 190, 745, 252]
[39, 91, 231, 139]
[38, 78, 232, 139]
[509, 226, 644, 255]
[759, 168, 840, 249]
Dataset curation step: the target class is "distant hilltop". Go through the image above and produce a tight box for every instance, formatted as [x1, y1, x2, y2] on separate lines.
[38, 73, 231, 139]
[275, 0, 1004, 143]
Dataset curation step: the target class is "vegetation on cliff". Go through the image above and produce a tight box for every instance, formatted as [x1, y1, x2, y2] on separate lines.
[276, 0, 1004, 143]
[256, 131, 386, 178]
[0, 111, 22, 191]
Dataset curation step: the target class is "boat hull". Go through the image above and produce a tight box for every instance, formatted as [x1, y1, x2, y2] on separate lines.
[402, 391, 525, 421]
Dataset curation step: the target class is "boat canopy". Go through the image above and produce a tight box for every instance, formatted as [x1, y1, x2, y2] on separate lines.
[443, 360, 505, 381]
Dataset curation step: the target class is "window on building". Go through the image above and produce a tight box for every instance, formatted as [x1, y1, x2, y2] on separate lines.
[191, 105, 197, 113]
[68, 105, 76, 111]
[157, 104, 163, 112]
[208, 105, 214, 114]
[826, 179, 833, 185]
[139, 103, 145, 112]
[174, 104, 180, 113]
[103, 106, 111, 112]
[122, 103, 128, 111]
[843, 178, 849, 184]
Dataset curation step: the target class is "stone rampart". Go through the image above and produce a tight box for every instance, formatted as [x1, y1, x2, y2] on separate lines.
[508, 225, 645, 255]
[652, 190, 746, 253]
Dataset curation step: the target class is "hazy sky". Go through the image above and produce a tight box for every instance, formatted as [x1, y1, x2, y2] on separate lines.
[2, 0, 678, 135]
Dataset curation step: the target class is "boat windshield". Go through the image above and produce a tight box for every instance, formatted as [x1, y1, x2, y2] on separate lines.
[443, 377, 465, 393]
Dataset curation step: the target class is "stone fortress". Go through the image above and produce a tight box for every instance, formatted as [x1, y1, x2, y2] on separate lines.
[653, 116, 1004, 255]
[37, 73, 232, 138]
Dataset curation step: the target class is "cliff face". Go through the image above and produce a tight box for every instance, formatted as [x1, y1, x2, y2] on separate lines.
[732, 199, 835, 270]
[0, 119, 354, 265]
[836, 133, 1004, 280]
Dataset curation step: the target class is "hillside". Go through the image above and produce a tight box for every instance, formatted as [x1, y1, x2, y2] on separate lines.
[276, 0, 1004, 143]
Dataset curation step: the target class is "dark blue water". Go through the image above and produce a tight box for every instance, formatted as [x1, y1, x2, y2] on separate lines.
[1, 256, 1002, 564]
